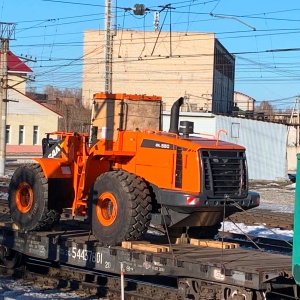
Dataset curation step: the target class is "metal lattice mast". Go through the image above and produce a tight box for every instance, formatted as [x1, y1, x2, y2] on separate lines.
[0, 22, 16, 176]
[104, 0, 115, 93]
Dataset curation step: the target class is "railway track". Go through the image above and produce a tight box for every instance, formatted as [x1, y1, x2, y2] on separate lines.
[0, 257, 180, 299]
[218, 231, 292, 253]
[227, 209, 294, 230]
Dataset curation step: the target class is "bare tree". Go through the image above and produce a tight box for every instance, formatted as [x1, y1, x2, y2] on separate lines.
[62, 88, 82, 99]
[26, 85, 90, 133]
[44, 85, 63, 100]
[26, 86, 37, 93]
[255, 101, 275, 116]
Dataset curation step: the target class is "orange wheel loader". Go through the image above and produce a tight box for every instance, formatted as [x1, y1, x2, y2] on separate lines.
[8, 93, 260, 246]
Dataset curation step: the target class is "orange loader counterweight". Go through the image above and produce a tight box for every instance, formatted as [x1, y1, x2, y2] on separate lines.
[8, 93, 260, 246]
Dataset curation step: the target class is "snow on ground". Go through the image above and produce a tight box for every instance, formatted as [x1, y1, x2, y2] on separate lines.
[0, 279, 87, 299]
[221, 180, 295, 244]
[0, 193, 7, 200]
[221, 221, 293, 242]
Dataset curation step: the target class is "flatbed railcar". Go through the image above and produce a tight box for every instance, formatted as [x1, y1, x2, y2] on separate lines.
[0, 218, 297, 300]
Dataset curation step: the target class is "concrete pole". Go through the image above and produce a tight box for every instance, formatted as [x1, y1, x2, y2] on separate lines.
[0, 23, 15, 176]
[0, 39, 8, 176]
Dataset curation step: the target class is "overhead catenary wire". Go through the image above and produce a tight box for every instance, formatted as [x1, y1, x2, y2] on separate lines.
[4, 0, 300, 103]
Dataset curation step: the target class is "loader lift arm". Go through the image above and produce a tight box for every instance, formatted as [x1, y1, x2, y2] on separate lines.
[35, 131, 135, 216]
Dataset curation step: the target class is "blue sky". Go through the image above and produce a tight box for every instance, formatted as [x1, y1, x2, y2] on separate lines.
[2, 0, 300, 109]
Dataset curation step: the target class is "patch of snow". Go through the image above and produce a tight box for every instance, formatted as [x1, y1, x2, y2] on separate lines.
[221, 221, 293, 242]
[0, 278, 99, 299]
[286, 183, 296, 189]
[0, 193, 8, 200]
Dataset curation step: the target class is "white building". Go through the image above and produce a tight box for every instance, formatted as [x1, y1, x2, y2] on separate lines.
[4, 52, 61, 160]
[162, 111, 288, 181]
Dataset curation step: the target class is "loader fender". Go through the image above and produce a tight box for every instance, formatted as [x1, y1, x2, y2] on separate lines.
[33, 158, 74, 209]
[33, 158, 72, 179]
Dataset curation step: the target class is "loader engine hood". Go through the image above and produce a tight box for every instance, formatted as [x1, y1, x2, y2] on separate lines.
[183, 136, 246, 150]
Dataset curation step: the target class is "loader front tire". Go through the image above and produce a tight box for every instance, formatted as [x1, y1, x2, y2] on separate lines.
[91, 170, 152, 246]
[8, 164, 61, 231]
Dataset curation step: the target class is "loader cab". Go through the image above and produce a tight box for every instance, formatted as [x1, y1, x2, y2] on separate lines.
[42, 134, 59, 157]
[91, 93, 162, 143]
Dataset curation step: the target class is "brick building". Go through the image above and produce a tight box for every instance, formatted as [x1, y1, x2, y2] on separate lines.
[83, 30, 235, 114]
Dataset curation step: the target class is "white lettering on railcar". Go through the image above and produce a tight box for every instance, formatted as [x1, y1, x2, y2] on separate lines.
[70, 247, 103, 264]
[213, 268, 225, 281]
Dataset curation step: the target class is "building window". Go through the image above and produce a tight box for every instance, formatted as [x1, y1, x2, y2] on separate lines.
[33, 126, 38, 145]
[231, 123, 240, 138]
[5, 125, 10, 144]
[19, 125, 24, 144]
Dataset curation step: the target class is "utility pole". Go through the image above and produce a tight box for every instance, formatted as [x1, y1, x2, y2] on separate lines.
[0, 22, 15, 176]
[104, 0, 116, 93]
[288, 96, 300, 146]
[103, 3, 148, 93]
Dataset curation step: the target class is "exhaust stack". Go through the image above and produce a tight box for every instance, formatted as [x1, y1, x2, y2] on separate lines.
[168, 97, 184, 135]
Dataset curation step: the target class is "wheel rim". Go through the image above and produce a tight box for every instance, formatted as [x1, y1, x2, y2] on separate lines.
[96, 192, 118, 226]
[16, 182, 33, 213]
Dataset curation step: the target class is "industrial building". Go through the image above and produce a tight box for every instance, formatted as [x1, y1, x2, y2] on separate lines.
[83, 30, 235, 114]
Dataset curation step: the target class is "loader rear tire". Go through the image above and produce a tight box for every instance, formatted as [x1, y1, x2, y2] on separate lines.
[8, 164, 61, 231]
[91, 170, 152, 246]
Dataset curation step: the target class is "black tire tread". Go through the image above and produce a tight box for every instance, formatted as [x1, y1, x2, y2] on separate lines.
[92, 169, 152, 246]
[107, 170, 151, 241]
[8, 163, 60, 231]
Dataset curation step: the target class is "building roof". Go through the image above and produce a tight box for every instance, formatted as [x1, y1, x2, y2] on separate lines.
[9, 88, 63, 117]
[234, 91, 256, 102]
[4, 51, 33, 73]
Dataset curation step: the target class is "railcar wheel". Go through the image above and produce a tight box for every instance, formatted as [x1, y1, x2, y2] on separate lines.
[8, 164, 61, 231]
[0, 249, 24, 268]
[91, 170, 152, 246]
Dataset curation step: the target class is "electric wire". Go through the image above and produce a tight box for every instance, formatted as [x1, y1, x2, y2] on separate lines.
[4, 0, 300, 102]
